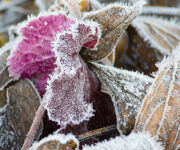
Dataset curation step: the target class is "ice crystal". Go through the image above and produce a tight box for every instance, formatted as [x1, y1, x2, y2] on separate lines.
[8, 13, 74, 80]
[83, 132, 163, 150]
[90, 62, 153, 134]
[43, 21, 101, 129]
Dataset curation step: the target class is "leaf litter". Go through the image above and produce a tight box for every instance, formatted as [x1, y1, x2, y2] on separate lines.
[1, 0, 180, 149]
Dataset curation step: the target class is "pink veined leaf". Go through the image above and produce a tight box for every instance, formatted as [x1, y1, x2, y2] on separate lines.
[8, 13, 75, 94]
[43, 21, 101, 129]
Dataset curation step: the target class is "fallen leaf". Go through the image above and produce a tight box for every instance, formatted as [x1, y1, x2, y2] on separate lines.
[29, 134, 78, 150]
[0, 79, 42, 150]
[120, 25, 163, 75]
[90, 62, 153, 134]
[80, 1, 144, 61]
[135, 50, 180, 150]
[132, 16, 180, 55]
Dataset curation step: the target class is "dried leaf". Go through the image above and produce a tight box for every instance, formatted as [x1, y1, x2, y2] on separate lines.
[80, 1, 144, 61]
[132, 16, 180, 55]
[135, 50, 180, 150]
[90, 62, 153, 134]
[120, 25, 163, 75]
[29, 134, 78, 150]
[0, 79, 41, 150]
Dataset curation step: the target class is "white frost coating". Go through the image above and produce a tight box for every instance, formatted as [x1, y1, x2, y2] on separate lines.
[132, 16, 180, 55]
[83, 0, 145, 19]
[91, 62, 153, 134]
[43, 20, 101, 129]
[143, 6, 180, 17]
[29, 133, 79, 150]
[83, 132, 163, 150]
[135, 45, 180, 137]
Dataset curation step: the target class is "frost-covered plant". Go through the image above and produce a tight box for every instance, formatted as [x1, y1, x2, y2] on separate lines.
[43, 20, 101, 129]
[8, 13, 74, 95]
[11, 11, 101, 150]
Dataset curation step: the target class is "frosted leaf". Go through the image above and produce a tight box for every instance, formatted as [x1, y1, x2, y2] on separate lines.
[83, 132, 163, 150]
[0, 79, 41, 150]
[43, 21, 101, 129]
[80, 1, 144, 61]
[132, 16, 180, 55]
[8, 13, 74, 80]
[90, 62, 153, 134]
[29, 133, 79, 150]
[135, 48, 180, 149]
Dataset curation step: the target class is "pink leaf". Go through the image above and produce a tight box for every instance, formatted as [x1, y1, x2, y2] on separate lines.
[8, 13, 74, 79]
[43, 21, 101, 129]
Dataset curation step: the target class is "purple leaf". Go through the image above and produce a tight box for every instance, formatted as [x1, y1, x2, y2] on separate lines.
[43, 21, 101, 129]
[8, 13, 74, 80]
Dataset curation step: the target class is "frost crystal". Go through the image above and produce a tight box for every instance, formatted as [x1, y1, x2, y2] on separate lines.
[83, 132, 163, 150]
[43, 21, 101, 129]
[90, 62, 153, 134]
[132, 16, 180, 55]
[8, 14, 74, 78]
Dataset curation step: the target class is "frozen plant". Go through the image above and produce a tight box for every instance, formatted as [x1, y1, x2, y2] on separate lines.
[12, 12, 101, 150]
[8, 13, 74, 95]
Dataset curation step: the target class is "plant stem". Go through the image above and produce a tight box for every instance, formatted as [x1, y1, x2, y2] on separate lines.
[21, 102, 46, 150]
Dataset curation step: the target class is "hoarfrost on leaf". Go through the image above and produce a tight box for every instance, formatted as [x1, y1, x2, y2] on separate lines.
[8, 13, 74, 78]
[132, 16, 180, 55]
[82, 132, 163, 150]
[135, 47, 180, 149]
[80, 0, 145, 61]
[43, 20, 101, 130]
[8, 13, 75, 94]
[90, 62, 153, 134]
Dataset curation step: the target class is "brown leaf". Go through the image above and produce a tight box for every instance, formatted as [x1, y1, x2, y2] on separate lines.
[29, 134, 78, 150]
[135, 52, 180, 150]
[90, 62, 153, 134]
[0, 79, 41, 149]
[120, 25, 163, 75]
[80, 1, 144, 62]
[132, 16, 180, 54]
